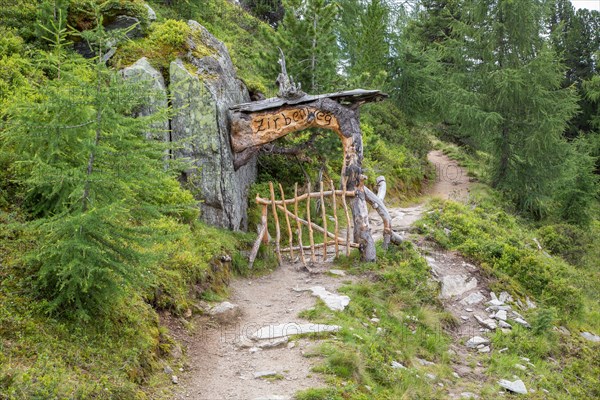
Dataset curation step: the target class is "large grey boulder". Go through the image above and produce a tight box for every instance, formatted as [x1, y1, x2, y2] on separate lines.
[121, 57, 169, 143]
[169, 20, 256, 230]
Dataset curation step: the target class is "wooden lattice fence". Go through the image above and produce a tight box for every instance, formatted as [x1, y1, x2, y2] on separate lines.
[249, 179, 359, 268]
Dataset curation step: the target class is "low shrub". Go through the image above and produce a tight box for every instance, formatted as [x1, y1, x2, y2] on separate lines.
[417, 200, 587, 319]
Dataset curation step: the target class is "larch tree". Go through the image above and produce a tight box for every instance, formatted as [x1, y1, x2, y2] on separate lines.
[279, 0, 339, 93]
[1, 12, 195, 319]
[399, 0, 580, 217]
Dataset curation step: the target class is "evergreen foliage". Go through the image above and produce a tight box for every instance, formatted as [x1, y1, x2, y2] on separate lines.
[1, 12, 195, 319]
[399, 0, 583, 219]
[279, 0, 339, 93]
[546, 1, 600, 137]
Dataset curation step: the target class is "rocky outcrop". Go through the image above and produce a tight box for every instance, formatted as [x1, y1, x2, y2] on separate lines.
[121, 20, 256, 230]
[121, 57, 169, 143]
[169, 21, 256, 230]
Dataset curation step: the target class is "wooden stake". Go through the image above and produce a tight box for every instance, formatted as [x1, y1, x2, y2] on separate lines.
[330, 179, 339, 257]
[306, 182, 316, 262]
[249, 223, 267, 269]
[341, 176, 351, 257]
[320, 181, 328, 259]
[279, 183, 294, 260]
[261, 203, 268, 244]
[275, 203, 354, 246]
[269, 182, 282, 265]
[294, 183, 306, 265]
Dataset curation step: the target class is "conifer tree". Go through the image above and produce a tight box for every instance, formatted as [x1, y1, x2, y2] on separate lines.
[352, 0, 390, 87]
[279, 0, 339, 93]
[399, 0, 580, 217]
[1, 11, 195, 319]
[546, 1, 600, 137]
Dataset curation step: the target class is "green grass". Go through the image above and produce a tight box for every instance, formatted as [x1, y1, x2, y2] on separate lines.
[0, 206, 256, 399]
[295, 244, 456, 399]
[414, 194, 600, 399]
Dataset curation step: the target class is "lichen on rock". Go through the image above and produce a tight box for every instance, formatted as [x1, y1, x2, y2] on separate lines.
[168, 20, 256, 230]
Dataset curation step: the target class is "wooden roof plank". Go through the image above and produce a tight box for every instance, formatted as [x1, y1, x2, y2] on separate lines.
[230, 89, 388, 113]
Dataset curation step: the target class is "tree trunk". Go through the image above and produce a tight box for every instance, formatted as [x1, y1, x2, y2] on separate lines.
[493, 125, 510, 188]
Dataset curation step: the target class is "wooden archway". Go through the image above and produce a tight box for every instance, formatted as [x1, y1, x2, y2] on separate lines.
[228, 51, 387, 261]
[229, 88, 387, 262]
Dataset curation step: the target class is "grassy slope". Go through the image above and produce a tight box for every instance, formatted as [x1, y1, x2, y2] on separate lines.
[0, 1, 272, 398]
[296, 245, 456, 400]
[421, 143, 600, 398]
[0, 202, 257, 398]
[294, 142, 599, 399]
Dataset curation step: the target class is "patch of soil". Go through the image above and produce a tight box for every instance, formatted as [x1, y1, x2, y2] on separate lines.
[172, 264, 350, 400]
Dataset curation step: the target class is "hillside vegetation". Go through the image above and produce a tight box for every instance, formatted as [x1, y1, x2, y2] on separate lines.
[1, 0, 599, 399]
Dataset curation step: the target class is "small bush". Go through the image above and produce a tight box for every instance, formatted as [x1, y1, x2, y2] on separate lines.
[537, 223, 587, 265]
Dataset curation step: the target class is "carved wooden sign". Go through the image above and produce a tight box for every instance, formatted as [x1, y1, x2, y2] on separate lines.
[231, 106, 341, 153]
[252, 107, 338, 135]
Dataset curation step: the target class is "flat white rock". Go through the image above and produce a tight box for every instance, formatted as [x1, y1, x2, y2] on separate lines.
[415, 357, 435, 366]
[499, 379, 528, 394]
[256, 337, 289, 349]
[310, 286, 350, 311]
[461, 291, 485, 305]
[499, 291, 512, 303]
[252, 323, 340, 340]
[328, 269, 347, 277]
[494, 310, 508, 321]
[513, 318, 531, 328]
[391, 361, 407, 369]
[581, 332, 600, 342]
[466, 336, 490, 348]
[441, 275, 478, 298]
[475, 315, 497, 330]
[498, 320, 512, 329]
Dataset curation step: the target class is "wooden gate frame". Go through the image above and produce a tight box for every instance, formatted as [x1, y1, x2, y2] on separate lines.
[248, 175, 404, 267]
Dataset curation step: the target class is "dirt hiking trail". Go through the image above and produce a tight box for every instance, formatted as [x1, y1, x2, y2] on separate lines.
[173, 150, 500, 399]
